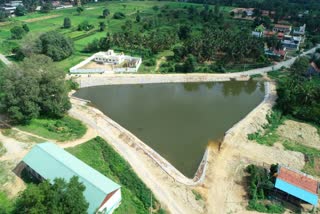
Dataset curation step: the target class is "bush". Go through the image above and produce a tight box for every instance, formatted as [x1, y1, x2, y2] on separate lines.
[10, 26, 26, 40]
[63, 17, 71, 28]
[78, 21, 94, 31]
[143, 58, 156, 66]
[113, 12, 126, 19]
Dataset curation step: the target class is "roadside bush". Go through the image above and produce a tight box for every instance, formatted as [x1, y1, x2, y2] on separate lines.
[113, 12, 126, 19]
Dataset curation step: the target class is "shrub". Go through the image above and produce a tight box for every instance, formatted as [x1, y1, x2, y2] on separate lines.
[143, 58, 156, 66]
[63, 17, 71, 28]
[10, 26, 26, 40]
[78, 21, 94, 31]
[113, 12, 126, 19]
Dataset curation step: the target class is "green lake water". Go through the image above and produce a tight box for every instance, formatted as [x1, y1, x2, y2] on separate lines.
[74, 81, 265, 178]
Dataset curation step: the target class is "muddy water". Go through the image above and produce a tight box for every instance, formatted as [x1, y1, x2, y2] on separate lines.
[74, 80, 265, 178]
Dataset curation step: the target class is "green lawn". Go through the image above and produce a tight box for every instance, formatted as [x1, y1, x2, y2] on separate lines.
[16, 116, 87, 142]
[67, 136, 166, 214]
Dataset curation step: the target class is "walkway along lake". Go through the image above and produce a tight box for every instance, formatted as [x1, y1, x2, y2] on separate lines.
[74, 80, 265, 178]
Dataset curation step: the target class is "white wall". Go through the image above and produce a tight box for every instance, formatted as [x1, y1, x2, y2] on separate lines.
[98, 188, 121, 214]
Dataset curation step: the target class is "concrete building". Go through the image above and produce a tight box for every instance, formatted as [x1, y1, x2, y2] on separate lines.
[274, 166, 319, 207]
[273, 24, 292, 34]
[0, 1, 23, 14]
[293, 24, 306, 36]
[70, 50, 142, 73]
[14, 142, 122, 214]
[281, 35, 302, 50]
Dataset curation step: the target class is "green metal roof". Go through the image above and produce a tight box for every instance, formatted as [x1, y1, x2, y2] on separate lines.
[23, 142, 121, 214]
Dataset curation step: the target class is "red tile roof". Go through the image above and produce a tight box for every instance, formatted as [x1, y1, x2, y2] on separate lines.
[274, 24, 292, 29]
[277, 167, 318, 195]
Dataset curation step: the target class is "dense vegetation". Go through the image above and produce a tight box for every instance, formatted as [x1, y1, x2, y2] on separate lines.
[13, 176, 88, 214]
[0, 55, 71, 124]
[246, 164, 284, 213]
[67, 137, 166, 214]
[276, 53, 320, 125]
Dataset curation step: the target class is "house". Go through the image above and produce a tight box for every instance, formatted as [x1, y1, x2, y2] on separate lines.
[273, 24, 292, 34]
[281, 35, 302, 50]
[274, 166, 319, 206]
[70, 50, 142, 73]
[293, 24, 306, 36]
[14, 142, 122, 214]
[264, 48, 287, 60]
[0, 1, 23, 14]
[94, 50, 125, 64]
[231, 8, 254, 17]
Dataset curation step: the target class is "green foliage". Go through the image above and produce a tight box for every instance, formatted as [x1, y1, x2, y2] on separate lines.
[276, 57, 320, 125]
[83, 35, 111, 53]
[66, 79, 79, 91]
[143, 58, 156, 66]
[40, 2, 52, 13]
[22, 24, 29, 32]
[0, 142, 6, 157]
[0, 55, 71, 123]
[63, 17, 71, 29]
[78, 21, 94, 31]
[98, 21, 106, 32]
[38, 31, 74, 61]
[191, 190, 202, 201]
[14, 5, 26, 16]
[17, 116, 86, 141]
[10, 26, 26, 40]
[67, 137, 165, 214]
[22, 0, 38, 12]
[247, 110, 284, 146]
[246, 164, 284, 213]
[113, 12, 126, 19]
[0, 10, 9, 22]
[102, 8, 110, 18]
[177, 25, 192, 40]
[14, 177, 88, 214]
[0, 191, 14, 214]
[76, 6, 84, 15]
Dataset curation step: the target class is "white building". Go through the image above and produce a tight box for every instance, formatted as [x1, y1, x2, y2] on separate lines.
[70, 50, 142, 73]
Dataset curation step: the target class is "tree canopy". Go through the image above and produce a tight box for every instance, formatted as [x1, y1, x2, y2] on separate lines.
[0, 55, 71, 124]
[277, 57, 320, 125]
[14, 176, 88, 214]
[37, 31, 74, 61]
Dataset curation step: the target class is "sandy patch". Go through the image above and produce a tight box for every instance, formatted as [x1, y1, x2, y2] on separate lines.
[277, 120, 320, 149]
[23, 14, 61, 23]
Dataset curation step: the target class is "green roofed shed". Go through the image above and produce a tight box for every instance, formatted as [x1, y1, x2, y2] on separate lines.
[22, 142, 121, 214]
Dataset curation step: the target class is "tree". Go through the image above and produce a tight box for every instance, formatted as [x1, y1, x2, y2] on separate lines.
[183, 54, 197, 73]
[10, 26, 26, 40]
[78, 21, 94, 31]
[0, 10, 9, 22]
[178, 25, 192, 40]
[0, 55, 71, 123]
[22, 24, 29, 32]
[277, 57, 320, 125]
[41, 2, 52, 13]
[136, 14, 141, 23]
[76, 6, 84, 15]
[15, 5, 26, 16]
[22, 0, 38, 12]
[99, 21, 106, 32]
[14, 177, 88, 214]
[63, 17, 71, 28]
[102, 8, 110, 18]
[37, 31, 74, 61]
[113, 12, 125, 19]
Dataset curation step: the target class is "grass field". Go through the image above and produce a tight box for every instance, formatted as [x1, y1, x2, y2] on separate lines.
[0, 1, 234, 72]
[16, 116, 87, 142]
[67, 136, 166, 214]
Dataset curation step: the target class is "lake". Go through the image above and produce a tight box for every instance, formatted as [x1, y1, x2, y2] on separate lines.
[74, 80, 265, 178]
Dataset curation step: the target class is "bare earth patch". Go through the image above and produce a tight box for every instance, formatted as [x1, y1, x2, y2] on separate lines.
[277, 120, 320, 149]
[23, 14, 61, 23]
